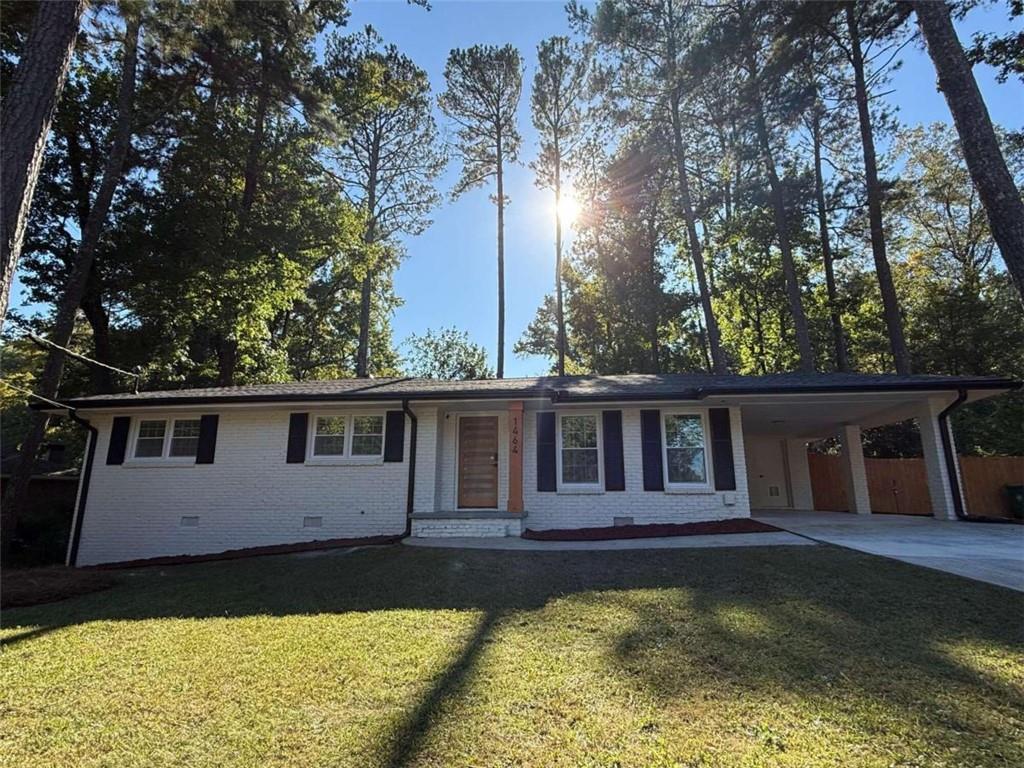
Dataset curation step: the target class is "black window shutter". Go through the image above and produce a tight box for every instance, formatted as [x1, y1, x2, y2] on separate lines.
[709, 407, 736, 490]
[640, 409, 664, 491]
[536, 411, 556, 492]
[286, 413, 308, 463]
[383, 410, 405, 462]
[106, 416, 131, 465]
[602, 410, 625, 491]
[195, 414, 219, 464]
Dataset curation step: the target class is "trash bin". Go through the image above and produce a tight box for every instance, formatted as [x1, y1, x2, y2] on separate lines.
[1007, 485, 1024, 520]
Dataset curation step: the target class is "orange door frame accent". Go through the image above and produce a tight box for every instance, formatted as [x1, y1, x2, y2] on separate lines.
[507, 401, 524, 513]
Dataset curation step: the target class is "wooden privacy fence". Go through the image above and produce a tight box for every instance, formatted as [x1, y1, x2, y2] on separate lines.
[808, 454, 1023, 518]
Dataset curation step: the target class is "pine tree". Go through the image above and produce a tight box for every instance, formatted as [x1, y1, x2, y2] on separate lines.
[439, 44, 523, 378]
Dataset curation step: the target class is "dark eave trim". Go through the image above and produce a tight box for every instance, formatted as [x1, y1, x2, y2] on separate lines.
[552, 378, 1020, 403]
[34, 377, 1020, 411]
[38, 388, 558, 411]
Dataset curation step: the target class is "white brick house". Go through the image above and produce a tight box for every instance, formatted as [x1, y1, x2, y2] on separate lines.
[40, 373, 1016, 566]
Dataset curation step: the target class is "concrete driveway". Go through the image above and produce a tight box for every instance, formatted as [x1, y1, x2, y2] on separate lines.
[756, 510, 1024, 592]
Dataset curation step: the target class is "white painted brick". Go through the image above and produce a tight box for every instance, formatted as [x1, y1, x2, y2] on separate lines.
[74, 402, 752, 564]
[74, 408, 410, 566]
[523, 406, 751, 530]
[411, 517, 521, 538]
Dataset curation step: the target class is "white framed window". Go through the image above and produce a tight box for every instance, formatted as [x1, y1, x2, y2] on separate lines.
[308, 413, 385, 461]
[169, 419, 201, 457]
[132, 417, 201, 461]
[134, 419, 167, 458]
[351, 414, 384, 456]
[661, 411, 711, 488]
[313, 416, 347, 456]
[556, 412, 603, 489]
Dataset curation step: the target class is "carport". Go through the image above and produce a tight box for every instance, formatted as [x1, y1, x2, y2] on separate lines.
[726, 383, 1018, 520]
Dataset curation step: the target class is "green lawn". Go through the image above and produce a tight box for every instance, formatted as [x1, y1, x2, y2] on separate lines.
[2, 543, 1022, 767]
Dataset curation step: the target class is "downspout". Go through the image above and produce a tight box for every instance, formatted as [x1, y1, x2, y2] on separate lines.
[402, 399, 417, 537]
[65, 410, 98, 566]
[937, 388, 1016, 524]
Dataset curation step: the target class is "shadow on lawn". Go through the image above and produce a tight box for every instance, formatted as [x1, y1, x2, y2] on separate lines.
[3, 544, 1023, 766]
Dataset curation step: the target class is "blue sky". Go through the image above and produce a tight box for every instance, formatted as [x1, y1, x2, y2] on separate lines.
[11, 0, 1022, 378]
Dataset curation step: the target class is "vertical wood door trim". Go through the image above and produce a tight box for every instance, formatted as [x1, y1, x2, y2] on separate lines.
[457, 415, 500, 509]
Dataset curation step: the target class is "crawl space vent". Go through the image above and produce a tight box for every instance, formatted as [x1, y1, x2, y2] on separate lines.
[180, 516, 199, 527]
[303, 516, 323, 528]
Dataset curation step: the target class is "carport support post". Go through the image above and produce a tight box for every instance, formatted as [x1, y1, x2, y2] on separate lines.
[839, 425, 872, 515]
[785, 439, 814, 510]
[917, 397, 964, 521]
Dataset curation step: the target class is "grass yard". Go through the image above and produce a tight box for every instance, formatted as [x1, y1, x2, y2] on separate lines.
[2, 543, 1022, 767]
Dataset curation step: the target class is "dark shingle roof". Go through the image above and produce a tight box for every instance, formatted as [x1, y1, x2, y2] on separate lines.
[42, 372, 1020, 410]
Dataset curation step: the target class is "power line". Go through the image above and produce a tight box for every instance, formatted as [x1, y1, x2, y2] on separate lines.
[23, 332, 141, 393]
[0, 379, 74, 411]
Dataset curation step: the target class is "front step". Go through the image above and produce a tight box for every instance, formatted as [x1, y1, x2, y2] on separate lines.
[410, 511, 525, 538]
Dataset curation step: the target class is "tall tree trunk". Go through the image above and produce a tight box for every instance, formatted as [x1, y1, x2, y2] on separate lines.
[241, 37, 271, 214]
[669, 91, 726, 374]
[554, 152, 566, 376]
[3, 15, 140, 543]
[846, 3, 912, 373]
[1, 0, 86, 326]
[355, 132, 380, 378]
[746, 63, 815, 372]
[496, 128, 505, 379]
[216, 336, 238, 387]
[811, 106, 850, 372]
[646, 224, 661, 373]
[80, 278, 114, 392]
[913, 0, 1024, 301]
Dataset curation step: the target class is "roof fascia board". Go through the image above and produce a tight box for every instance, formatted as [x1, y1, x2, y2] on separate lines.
[37, 378, 1020, 412]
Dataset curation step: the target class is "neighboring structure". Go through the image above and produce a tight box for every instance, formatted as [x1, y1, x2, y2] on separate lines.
[37, 373, 1018, 566]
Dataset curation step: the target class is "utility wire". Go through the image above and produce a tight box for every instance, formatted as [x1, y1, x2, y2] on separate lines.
[0, 379, 75, 411]
[23, 332, 141, 393]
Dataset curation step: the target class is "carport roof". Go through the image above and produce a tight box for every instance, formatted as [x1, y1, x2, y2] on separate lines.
[39, 372, 1020, 410]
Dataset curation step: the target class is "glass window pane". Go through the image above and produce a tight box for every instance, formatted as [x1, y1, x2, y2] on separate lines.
[663, 414, 704, 449]
[314, 435, 346, 456]
[352, 415, 383, 436]
[561, 448, 599, 484]
[561, 415, 597, 448]
[138, 420, 166, 439]
[135, 420, 166, 457]
[316, 416, 346, 437]
[168, 420, 201, 457]
[666, 447, 707, 484]
[314, 416, 346, 455]
[169, 438, 199, 457]
[172, 419, 201, 438]
[135, 438, 164, 458]
[352, 435, 383, 456]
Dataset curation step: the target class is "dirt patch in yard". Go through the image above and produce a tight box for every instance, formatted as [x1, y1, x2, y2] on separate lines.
[523, 517, 780, 541]
[2, 567, 120, 608]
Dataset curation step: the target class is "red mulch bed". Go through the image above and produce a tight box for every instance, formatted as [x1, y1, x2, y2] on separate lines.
[92, 534, 402, 570]
[523, 518, 780, 541]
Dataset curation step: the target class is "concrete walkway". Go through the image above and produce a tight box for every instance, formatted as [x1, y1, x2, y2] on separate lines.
[756, 510, 1024, 592]
[403, 530, 813, 551]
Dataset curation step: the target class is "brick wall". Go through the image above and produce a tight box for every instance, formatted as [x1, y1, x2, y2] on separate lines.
[74, 408, 410, 566]
[522, 405, 751, 530]
[410, 517, 522, 537]
[75, 402, 753, 564]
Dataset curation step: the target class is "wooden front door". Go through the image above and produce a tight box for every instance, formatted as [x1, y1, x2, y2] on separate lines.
[458, 416, 499, 509]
